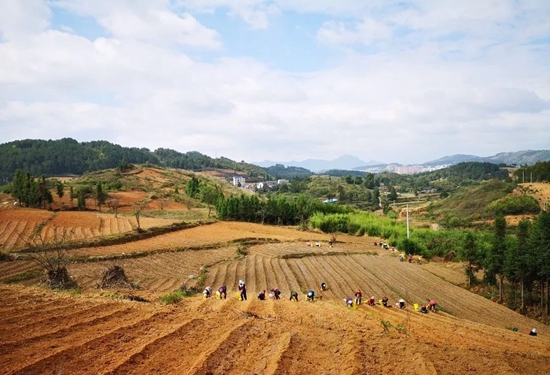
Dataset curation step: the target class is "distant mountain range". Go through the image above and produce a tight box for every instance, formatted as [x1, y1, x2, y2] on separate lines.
[257, 150, 550, 174]
[256, 155, 384, 172]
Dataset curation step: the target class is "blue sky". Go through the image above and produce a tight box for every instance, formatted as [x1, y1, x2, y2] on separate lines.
[1, 0, 549, 165]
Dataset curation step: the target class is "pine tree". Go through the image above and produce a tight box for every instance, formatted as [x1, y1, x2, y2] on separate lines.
[56, 181, 64, 199]
[488, 213, 507, 303]
[95, 182, 107, 211]
[460, 232, 479, 288]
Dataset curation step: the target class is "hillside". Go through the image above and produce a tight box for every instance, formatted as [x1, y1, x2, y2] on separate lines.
[2, 166, 550, 375]
[0, 139, 268, 184]
[1, 221, 549, 374]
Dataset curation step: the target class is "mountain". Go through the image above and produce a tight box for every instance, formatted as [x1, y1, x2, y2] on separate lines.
[423, 150, 550, 168]
[422, 154, 486, 167]
[256, 155, 384, 172]
[484, 150, 550, 165]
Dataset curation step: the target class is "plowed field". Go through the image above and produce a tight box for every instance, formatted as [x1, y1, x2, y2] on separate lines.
[1, 284, 549, 375]
[2, 219, 550, 374]
[0, 210, 181, 250]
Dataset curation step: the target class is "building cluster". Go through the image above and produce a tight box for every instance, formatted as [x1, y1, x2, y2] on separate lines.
[231, 176, 288, 191]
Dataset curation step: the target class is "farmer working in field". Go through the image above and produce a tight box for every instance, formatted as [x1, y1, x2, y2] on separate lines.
[381, 296, 389, 307]
[258, 290, 266, 300]
[428, 299, 436, 312]
[367, 296, 376, 306]
[420, 304, 428, 314]
[218, 285, 227, 299]
[290, 290, 299, 301]
[354, 289, 362, 305]
[271, 288, 281, 300]
[307, 289, 315, 302]
[238, 280, 247, 301]
[203, 286, 212, 298]
[345, 297, 353, 307]
[321, 282, 327, 291]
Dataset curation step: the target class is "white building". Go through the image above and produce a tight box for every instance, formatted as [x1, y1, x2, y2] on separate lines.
[232, 176, 245, 187]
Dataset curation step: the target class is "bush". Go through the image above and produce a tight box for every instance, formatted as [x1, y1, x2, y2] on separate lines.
[160, 290, 186, 304]
[98, 265, 134, 289]
[487, 195, 541, 215]
[160, 289, 196, 304]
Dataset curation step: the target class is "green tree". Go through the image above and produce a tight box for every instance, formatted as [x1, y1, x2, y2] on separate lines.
[514, 218, 532, 310]
[199, 185, 222, 218]
[94, 182, 108, 211]
[388, 186, 398, 202]
[12, 170, 25, 206]
[529, 210, 550, 314]
[69, 186, 75, 207]
[488, 213, 507, 303]
[460, 232, 479, 288]
[186, 177, 200, 198]
[56, 181, 64, 200]
[77, 189, 86, 211]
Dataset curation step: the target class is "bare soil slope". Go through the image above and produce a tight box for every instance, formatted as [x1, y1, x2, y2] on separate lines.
[2, 220, 550, 374]
[0, 209, 181, 250]
[1, 284, 549, 375]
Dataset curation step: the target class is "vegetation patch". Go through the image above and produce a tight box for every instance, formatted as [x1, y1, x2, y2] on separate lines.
[2, 269, 43, 284]
[98, 265, 136, 289]
[279, 251, 377, 259]
[0, 252, 15, 261]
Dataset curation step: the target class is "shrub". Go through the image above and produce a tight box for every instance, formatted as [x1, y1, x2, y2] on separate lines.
[160, 290, 186, 304]
[487, 195, 541, 215]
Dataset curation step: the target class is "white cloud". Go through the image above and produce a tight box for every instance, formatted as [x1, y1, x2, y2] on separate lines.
[176, 0, 280, 29]
[0, 0, 51, 41]
[1, 1, 549, 164]
[53, 0, 222, 48]
[317, 18, 392, 45]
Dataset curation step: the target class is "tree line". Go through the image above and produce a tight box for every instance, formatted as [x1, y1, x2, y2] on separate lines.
[514, 161, 550, 183]
[215, 194, 351, 226]
[480, 211, 550, 315]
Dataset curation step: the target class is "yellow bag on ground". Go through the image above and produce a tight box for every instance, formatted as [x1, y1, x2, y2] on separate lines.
[235, 292, 241, 301]
[216, 291, 221, 299]
[414, 303, 419, 311]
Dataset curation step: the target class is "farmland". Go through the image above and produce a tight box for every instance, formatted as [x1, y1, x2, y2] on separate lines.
[0, 209, 181, 250]
[2, 181, 550, 373]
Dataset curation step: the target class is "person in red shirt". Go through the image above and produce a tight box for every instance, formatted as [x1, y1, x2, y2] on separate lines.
[354, 290, 362, 305]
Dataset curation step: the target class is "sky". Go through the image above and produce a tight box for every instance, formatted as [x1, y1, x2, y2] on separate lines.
[0, 0, 549, 165]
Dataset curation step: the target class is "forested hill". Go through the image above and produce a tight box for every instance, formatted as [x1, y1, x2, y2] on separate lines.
[152, 148, 268, 178]
[261, 164, 313, 179]
[0, 139, 269, 183]
[0, 139, 160, 183]
[420, 162, 509, 182]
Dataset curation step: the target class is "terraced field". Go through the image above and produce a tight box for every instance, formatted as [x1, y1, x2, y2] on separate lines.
[0, 209, 181, 250]
[1, 284, 549, 375]
[67, 246, 237, 294]
[2, 213, 550, 374]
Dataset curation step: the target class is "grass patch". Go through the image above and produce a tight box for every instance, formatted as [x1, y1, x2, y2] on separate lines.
[196, 267, 208, 290]
[395, 322, 408, 334]
[380, 319, 392, 334]
[160, 289, 197, 304]
[3, 269, 43, 284]
[236, 245, 248, 258]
